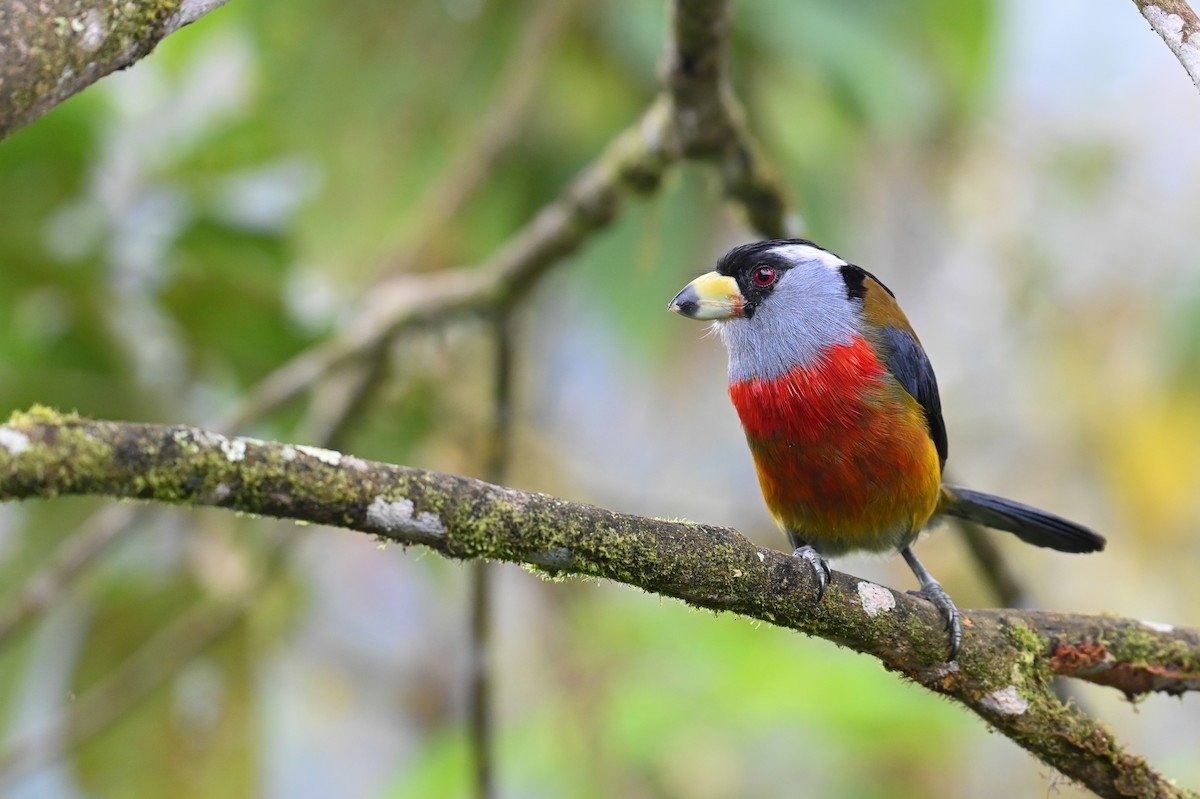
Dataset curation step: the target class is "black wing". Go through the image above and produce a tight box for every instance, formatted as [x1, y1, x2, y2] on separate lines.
[879, 325, 948, 470]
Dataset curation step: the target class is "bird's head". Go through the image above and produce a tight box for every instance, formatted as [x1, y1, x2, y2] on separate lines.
[669, 239, 875, 381]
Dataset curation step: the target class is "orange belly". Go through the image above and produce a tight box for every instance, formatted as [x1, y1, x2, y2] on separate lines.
[728, 337, 942, 554]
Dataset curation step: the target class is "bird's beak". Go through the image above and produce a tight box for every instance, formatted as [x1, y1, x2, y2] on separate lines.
[667, 272, 744, 320]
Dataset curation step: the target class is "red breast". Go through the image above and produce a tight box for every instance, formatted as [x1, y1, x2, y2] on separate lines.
[728, 336, 942, 554]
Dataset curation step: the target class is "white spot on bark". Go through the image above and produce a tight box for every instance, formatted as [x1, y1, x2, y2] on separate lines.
[295, 445, 341, 466]
[980, 685, 1028, 716]
[920, 661, 961, 681]
[220, 437, 246, 462]
[366, 496, 446, 538]
[1142, 619, 1174, 633]
[172, 430, 199, 454]
[341, 455, 370, 472]
[191, 429, 227, 451]
[756, 551, 766, 562]
[1146, 7, 1186, 44]
[857, 581, 896, 617]
[1143, 6, 1200, 86]
[280, 445, 297, 461]
[0, 427, 31, 456]
[80, 9, 106, 52]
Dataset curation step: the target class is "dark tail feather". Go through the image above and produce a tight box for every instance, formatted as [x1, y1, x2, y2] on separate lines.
[940, 485, 1106, 554]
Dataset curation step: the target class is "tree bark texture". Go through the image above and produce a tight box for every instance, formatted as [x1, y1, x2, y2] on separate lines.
[0, 0, 228, 139]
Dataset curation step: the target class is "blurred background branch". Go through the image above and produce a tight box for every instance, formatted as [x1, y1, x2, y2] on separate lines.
[230, 0, 794, 428]
[467, 314, 515, 799]
[0, 530, 292, 790]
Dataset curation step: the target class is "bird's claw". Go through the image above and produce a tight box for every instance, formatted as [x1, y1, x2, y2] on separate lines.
[791, 545, 831, 602]
[909, 580, 962, 661]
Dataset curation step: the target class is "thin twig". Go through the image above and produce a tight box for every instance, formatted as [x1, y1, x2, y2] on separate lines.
[0, 503, 141, 648]
[469, 315, 515, 799]
[0, 532, 293, 789]
[298, 340, 392, 450]
[952, 518, 1028, 608]
[468, 560, 494, 799]
[393, 0, 572, 275]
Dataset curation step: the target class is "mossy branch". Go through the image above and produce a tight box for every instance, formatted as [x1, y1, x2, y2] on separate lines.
[0, 0, 231, 140]
[1, 408, 1196, 798]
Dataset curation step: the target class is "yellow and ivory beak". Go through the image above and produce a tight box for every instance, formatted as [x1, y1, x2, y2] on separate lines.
[667, 272, 744, 320]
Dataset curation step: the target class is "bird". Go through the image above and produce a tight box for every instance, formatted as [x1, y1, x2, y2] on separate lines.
[668, 239, 1105, 659]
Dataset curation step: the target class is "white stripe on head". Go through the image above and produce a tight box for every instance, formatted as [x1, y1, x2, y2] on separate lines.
[767, 242, 848, 272]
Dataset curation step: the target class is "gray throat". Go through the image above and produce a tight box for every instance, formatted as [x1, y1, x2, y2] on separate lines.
[717, 277, 860, 383]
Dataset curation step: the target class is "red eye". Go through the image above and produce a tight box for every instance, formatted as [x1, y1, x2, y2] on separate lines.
[752, 265, 776, 287]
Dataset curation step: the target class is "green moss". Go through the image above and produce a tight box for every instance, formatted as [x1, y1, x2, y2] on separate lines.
[522, 563, 570, 582]
[171, 428, 202, 455]
[1103, 626, 1195, 669]
[6, 404, 75, 427]
[1002, 618, 1047, 677]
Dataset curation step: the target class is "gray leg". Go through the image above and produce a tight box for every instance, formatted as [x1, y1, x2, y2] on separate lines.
[787, 531, 831, 602]
[900, 545, 961, 661]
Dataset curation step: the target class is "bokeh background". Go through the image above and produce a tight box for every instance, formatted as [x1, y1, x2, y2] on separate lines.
[2, 0, 1199, 796]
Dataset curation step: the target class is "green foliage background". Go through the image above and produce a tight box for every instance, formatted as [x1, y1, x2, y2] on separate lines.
[2, 1, 1199, 797]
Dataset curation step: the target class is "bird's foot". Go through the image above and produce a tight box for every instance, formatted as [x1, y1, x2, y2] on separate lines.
[791, 545, 831, 602]
[909, 580, 962, 661]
